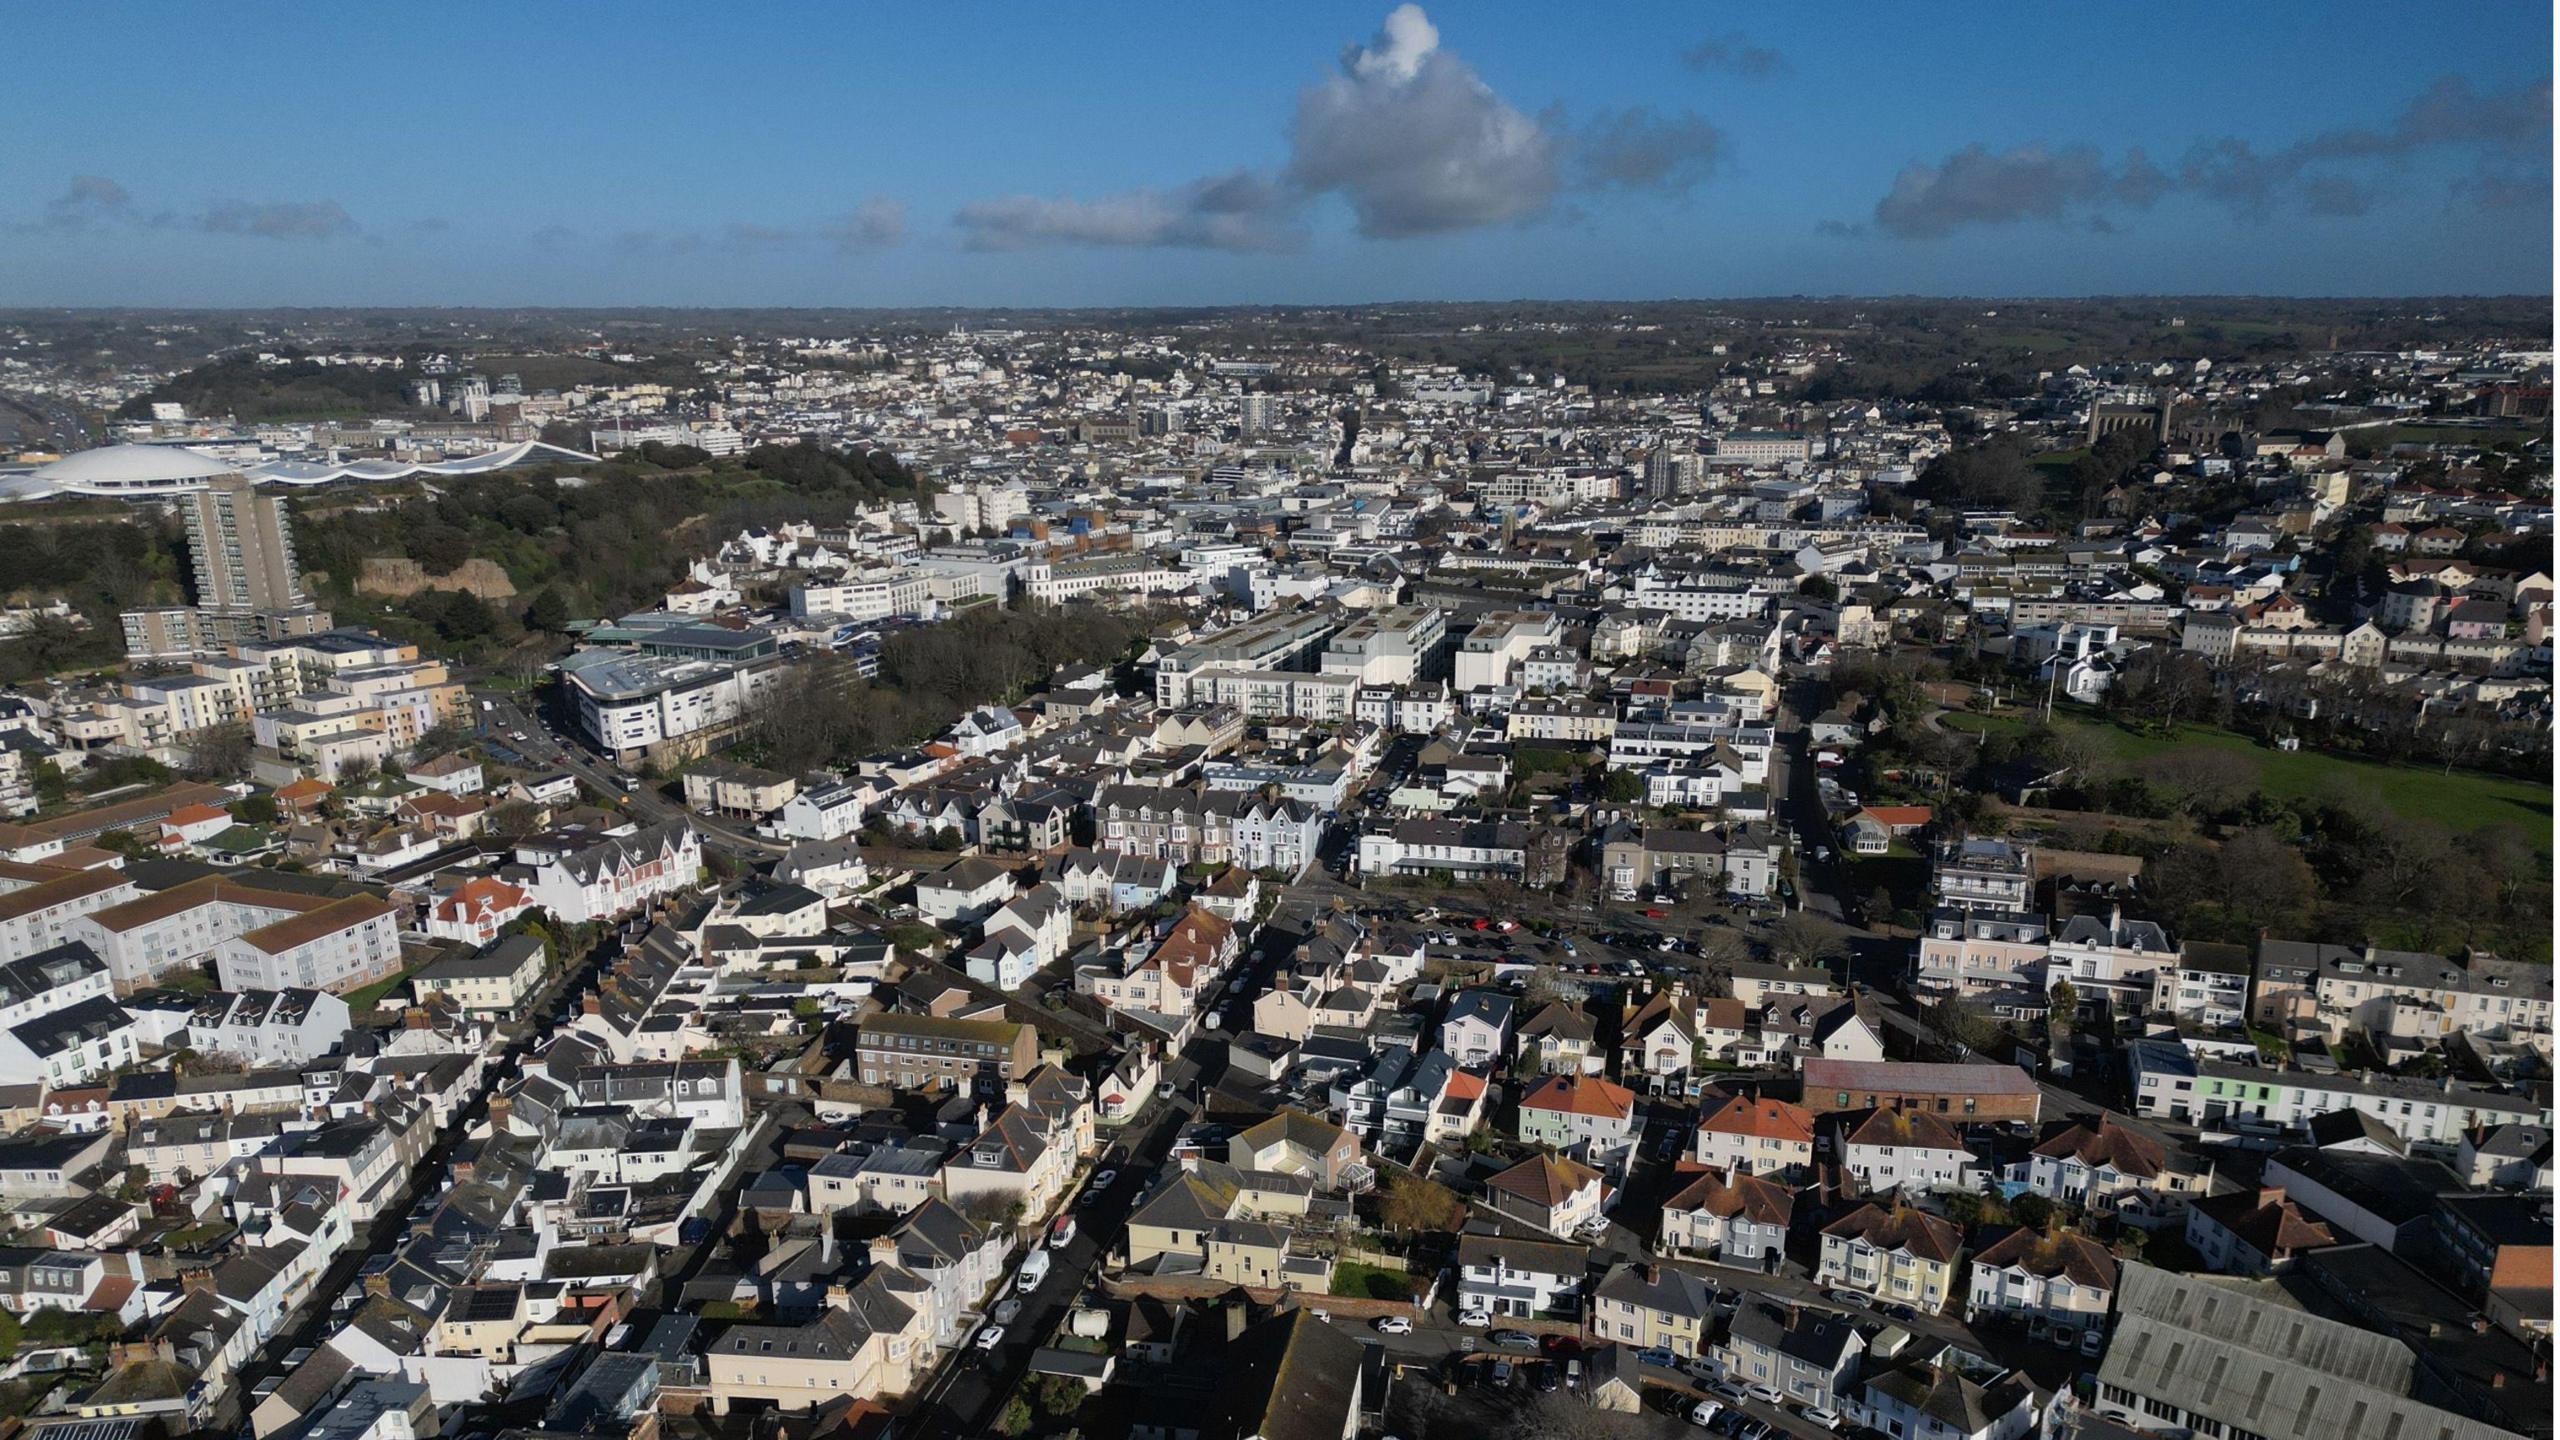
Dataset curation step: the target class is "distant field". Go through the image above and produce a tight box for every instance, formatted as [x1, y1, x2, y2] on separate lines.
[1938, 709, 2550, 855]
[466, 352, 661, 390]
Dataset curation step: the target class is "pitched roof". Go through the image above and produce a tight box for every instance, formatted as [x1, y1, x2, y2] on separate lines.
[1520, 1073, 1636, 1122]
[1839, 1106, 1972, 1154]
[1663, 1166, 1794, 1228]
[2189, 1187, 2335, 1257]
[1821, 1202, 1961, 1262]
[1485, 1152, 1602, 1209]
[1699, 1093, 1814, 1145]
[1972, 1225, 2118, 1288]
[2031, 1114, 2167, 1178]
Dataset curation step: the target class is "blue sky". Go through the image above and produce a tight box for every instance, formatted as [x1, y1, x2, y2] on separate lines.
[2, 2, 2549, 306]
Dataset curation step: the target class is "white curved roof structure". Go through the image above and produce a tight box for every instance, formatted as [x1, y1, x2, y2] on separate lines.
[247, 439, 602, 485]
[30, 443, 243, 496]
[9, 438, 602, 501]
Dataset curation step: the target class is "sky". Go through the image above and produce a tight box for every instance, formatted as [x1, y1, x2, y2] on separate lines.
[1, 2, 2551, 307]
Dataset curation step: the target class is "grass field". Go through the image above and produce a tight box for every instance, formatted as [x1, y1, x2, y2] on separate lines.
[345, 958, 430, 1011]
[1939, 709, 2550, 855]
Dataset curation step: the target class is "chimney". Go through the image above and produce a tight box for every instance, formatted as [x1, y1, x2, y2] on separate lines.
[180, 1268, 216, 1296]
[2257, 1187, 2285, 1207]
[364, 1271, 391, 1299]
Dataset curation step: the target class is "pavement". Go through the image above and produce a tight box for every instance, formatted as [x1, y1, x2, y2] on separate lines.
[222, 919, 642, 1427]
[474, 688, 785, 856]
[901, 1099, 1192, 1440]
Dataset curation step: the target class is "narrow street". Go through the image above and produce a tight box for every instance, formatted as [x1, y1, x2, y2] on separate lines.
[900, 1099, 1192, 1440]
[221, 921, 638, 1424]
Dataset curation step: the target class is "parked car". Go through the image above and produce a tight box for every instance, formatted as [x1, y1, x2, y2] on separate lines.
[1374, 1315, 1413, 1335]
[2081, 1328, 2106, 1356]
[1690, 1401, 1725, 1429]
[1634, 1347, 1682, 1369]
[1706, 1379, 1748, 1403]
[993, 1298, 1021, 1324]
[1091, 1168, 1118, 1190]
[1800, 1406, 1844, 1430]
[1456, 1307, 1491, 1328]
[1746, 1384, 1785, 1406]
[1490, 1329, 1540, 1351]
[974, 1323, 1006, 1350]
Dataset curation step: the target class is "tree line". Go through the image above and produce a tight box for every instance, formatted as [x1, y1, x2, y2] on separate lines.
[736, 602, 1160, 773]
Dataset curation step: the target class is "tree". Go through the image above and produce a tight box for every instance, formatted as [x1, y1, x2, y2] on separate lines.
[411, 720, 473, 761]
[1376, 1170, 1466, 1234]
[486, 800, 542, 838]
[2047, 979, 2079, 1038]
[1924, 995, 2002, 1054]
[525, 586, 571, 633]
[1769, 914, 1850, 971]
[2137, 746, 2259, 818]
[1918, 436, 2042, 513]
[1599, 768, 1644, 803]
[2009, 1192, 2057, 1230]
[181, 721, 253, 781]
[231, 793, 279, 826]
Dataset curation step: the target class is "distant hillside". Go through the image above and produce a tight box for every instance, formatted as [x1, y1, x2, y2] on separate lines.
[116, 350, 428, 423]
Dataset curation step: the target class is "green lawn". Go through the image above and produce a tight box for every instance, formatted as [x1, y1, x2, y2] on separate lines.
[344, 958, 431, 1011]
[1329, 1261, 1416, 1300]
[1940, 709, 2550, 855]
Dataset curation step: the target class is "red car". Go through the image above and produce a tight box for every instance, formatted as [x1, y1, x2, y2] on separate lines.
[1471, 917, 1491, 930]
[1643, 908, 1667, 919]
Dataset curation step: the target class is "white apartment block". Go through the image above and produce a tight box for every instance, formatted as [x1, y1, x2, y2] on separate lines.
[1454, 610, 1562, 692]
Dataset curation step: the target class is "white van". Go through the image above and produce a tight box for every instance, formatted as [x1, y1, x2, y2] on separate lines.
[1690, 1400, 1723, 1428]
[1017, 1249, 1051, 1293]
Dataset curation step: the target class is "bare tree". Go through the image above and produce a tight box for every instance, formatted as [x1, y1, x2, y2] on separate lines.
[1768, 914, 1850, 970]
[181, 722, 254, 781]
[2137, 746, 2260, 817]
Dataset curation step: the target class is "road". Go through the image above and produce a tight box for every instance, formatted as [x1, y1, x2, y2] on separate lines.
[222, 919, 640, 1427]
[0, 390, 91, 453]
[901, 1099, 1192, 1440]
[473, 687, 785, 857]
